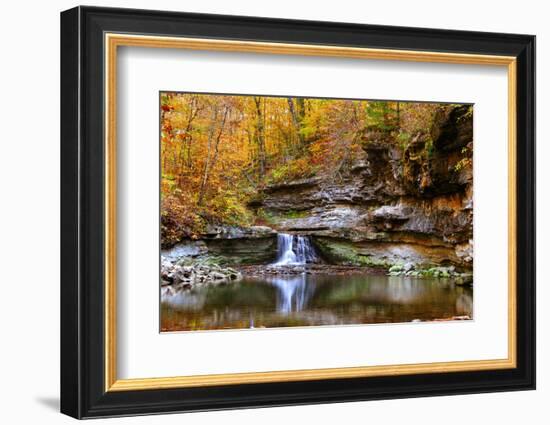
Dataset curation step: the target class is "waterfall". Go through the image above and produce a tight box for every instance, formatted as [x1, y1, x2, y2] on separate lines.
[273, 233, 318, 265]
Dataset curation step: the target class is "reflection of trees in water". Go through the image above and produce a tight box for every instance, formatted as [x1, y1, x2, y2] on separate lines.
[160, 274, 473, 331]
[312, 275, 426, 305]
[456, 293, 473, 316]
[314, 275, 469, 308]
[161, 287, 207, 311]
[370, 277, 421, 303]
[162, 282, 275, 311]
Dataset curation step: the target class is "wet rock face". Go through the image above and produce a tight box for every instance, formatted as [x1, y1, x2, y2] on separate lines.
[202, 225, 278, 265]
[163, 226, 278, 266]
[254, 105, 473, 270]
[205, 237, 277, 265]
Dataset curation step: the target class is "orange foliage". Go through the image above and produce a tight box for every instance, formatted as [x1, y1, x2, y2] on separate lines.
[160, 92, 458, 246]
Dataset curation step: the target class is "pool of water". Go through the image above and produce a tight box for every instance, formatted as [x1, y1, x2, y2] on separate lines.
[160, 272, 473, 332]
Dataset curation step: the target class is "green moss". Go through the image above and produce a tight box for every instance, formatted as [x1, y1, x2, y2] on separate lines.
[388, 263, 404, 273]
[280, 209, 309, 219]
[313, 238, 389, 268]
[255, 208, 310, 226]
[254, 208, 277, 225]
[388, 265, 468, 280]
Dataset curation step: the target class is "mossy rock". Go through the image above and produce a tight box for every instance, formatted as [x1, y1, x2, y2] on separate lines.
[205, 236, 277, 265]
[388, 264, 404, 273]
[312, 237, 389, 268]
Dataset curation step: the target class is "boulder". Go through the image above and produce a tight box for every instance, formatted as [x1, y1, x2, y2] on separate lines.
[161, 260, 243, 289]
[161, 240, 208, 261]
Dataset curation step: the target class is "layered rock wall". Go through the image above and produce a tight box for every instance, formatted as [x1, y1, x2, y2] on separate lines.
[162, 226, 278, 265]
[253, 105, 474, 270]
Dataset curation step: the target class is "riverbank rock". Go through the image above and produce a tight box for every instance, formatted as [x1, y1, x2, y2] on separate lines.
[161, 259, 243, 289]
[387, 264, 472, 283]
[238, 264, 386, 277]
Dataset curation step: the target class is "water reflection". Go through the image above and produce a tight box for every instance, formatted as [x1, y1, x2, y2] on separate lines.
[161, 287, 206, 311]
[269, 274, 315, 313]
[161, 273, 473, 332]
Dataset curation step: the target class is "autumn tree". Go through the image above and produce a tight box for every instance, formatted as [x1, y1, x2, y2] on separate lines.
[253, 97, 266, 178]
[160, 92, 461, 246]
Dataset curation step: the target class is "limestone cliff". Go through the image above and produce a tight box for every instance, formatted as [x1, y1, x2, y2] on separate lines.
[251, 105, 473, 270]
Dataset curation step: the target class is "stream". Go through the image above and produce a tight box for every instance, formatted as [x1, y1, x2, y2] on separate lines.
[161, 233, 472, 331]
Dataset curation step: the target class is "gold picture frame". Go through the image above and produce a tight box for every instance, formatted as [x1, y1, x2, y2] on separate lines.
[105, 34, 517, 392]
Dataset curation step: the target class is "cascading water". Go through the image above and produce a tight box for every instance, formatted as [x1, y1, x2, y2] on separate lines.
[269, 233, 319, 313]
[273, 233, 318, 265]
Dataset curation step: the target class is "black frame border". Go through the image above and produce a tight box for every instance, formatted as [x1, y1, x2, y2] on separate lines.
[61, 6, 535, 419]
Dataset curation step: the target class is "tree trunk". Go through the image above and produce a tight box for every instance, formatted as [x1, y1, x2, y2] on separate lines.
[254, 97, 266, 178]
[396, 101, 400, 128]
[287, 97, 306, 148]
[197, 105, 229, 206]
[211, 106, 229, 170]
[174, 98, 201, 188]
[197, 106, 219, 206]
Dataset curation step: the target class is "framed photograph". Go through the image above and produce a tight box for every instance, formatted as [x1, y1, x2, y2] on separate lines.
[60, 6, 535, 419]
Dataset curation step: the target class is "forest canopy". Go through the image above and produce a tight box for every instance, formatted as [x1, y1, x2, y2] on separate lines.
[160, 92, 471, 247]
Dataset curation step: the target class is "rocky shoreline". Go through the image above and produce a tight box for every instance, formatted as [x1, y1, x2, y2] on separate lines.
[237, 263, 386, 277]
[161, 255, 473, 292]
[161, 258, 242, 291]
[386, 263, 473, 285]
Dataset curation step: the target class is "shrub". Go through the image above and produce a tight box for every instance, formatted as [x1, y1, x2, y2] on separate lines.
[160, 191, 204, 247]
